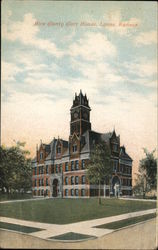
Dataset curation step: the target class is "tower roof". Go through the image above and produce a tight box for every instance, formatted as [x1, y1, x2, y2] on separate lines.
[71, 90, 90, 109]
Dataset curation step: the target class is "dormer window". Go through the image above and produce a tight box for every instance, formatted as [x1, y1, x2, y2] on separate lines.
[57, 146, 61, 154]
[72, 144, 77, 153]
[40, 152, 43, 159]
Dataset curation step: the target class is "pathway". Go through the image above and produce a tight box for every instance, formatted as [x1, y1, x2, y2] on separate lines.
[0, 208, 156, 239]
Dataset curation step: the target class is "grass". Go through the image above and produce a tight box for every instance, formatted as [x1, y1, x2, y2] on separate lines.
[95, 213, 156, 229]
[0, 198, 156, 224]
[0, 221, 43, 233]
[49, 232, 95, 241]
[0, 193, 32, 201]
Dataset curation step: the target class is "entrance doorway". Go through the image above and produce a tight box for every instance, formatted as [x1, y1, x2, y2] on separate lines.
[53, 179, 58, 197]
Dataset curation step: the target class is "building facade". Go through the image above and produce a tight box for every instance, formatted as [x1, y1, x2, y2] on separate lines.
[32, 91, 132, 198]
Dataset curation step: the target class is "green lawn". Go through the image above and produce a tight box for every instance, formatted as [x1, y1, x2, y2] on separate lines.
[0, 198, 156, 224]
[50, 232, 95, 241]
[0, 221, 43, 233]
[95, 213, 156, 229]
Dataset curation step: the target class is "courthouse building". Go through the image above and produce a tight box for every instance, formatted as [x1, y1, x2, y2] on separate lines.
[32, 91, 132, 198]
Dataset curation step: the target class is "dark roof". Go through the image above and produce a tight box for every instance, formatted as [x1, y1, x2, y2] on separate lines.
[120, 146, 133, 161]
[71, 90, 90, 109]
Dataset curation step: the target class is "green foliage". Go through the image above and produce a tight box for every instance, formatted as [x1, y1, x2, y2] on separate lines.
[86, 141, 112, 203]
[134, 148, 157, 197]
[0, 142, 32, 193]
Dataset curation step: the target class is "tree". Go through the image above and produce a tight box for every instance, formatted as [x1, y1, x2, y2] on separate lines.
[86, 141, 112, 204]
[0, 142, 32, 193]
[133, 148, 157, 198]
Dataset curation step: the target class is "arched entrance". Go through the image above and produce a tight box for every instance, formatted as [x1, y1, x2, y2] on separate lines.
[53, 179, 58, 197]
[112, 176, 120, 197]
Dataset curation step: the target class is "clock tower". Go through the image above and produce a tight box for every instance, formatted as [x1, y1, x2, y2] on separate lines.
[70, 90, 91, 136]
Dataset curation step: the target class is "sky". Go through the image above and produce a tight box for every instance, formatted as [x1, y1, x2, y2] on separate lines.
[1, 1, 157, 179]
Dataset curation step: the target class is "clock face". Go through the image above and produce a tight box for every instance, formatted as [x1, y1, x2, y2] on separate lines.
[74, 112, 78, 119]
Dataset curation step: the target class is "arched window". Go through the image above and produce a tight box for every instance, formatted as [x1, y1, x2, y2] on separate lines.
[71, 176, 74, 185]
[65, 177, 68, 185]
[40, 152, 43, 159]
[71, 161, 74, 171]
[72, 144, 77, 152]
[82, 175, 86, 184]
[57, 146, 61, 154]
[75, 160, 79, 170]
[81, 160, 85, 169]
[65, 189, 68, 196]
[75, 176, 79, 184]
[71, 189, 74, 196]
[75, 189, 79, 196]
[81, 189, 85, 196]
[65, 162, 68, 171]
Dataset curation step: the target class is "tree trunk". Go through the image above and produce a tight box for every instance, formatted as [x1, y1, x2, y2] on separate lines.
[98, 180, 101, 205]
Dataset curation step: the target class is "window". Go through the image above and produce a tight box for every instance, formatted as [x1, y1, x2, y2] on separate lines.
[71, 189, 74, 196]
[41, 179, 44, 186]
[51, 165, 54, 174]
[65, 189, 68, 196]
[82, 175, 85, 184]
[41, 166, 44, 174]
[35, 167, 37, 175]
[113, 144, 118, 152]
[40, 152, 43, 159]
[34, 179, 37, 186]
[46, 178, 48, 186]
[39, 179, 41, 186]
[59, 164, 62, 173]
[46, 165, 49, 174]
[75, 176, 79, 184]
[71, 161, 74, 171]
[57, 146, 61, 154]
[65, 177, 68, 185]
[72, 144, 77, 152]
[65, 162, 68, 172]
[46, 189, 48, 196]
[56, 165, 58, 173]
[81, 189, 85, 196]
[41, 189, 44, 196]
[38, 190, 40, 196]
[75, 189, 79, 196]
[113, 161, 118, 171]
[39, 166, 41, 175]
[81, 160, 85, 169]
[71, 176, 74, 185]
[75, 160, 79, 170]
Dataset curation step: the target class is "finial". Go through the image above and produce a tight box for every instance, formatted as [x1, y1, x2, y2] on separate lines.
[40, 139, 42, 144]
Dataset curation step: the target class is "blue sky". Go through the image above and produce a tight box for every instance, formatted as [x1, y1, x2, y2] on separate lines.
[1, 1, 157, 175]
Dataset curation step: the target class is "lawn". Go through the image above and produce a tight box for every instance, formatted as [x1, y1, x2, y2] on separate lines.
[0, 221, 43, 233]
[50, 232, 95, 241]
[0, 198, 156, 224]
[95, 213, 156, 229]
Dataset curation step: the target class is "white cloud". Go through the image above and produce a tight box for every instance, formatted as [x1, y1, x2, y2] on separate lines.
[134, 30, 157, 46]
[123, 59, 157, 78]
[2, 61, 22, 82]
[2, 13, 63, 58]
[69, 32, 117, 61]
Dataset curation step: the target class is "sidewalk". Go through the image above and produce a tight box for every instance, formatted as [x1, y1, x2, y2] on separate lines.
[0, 208, 156, 239]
